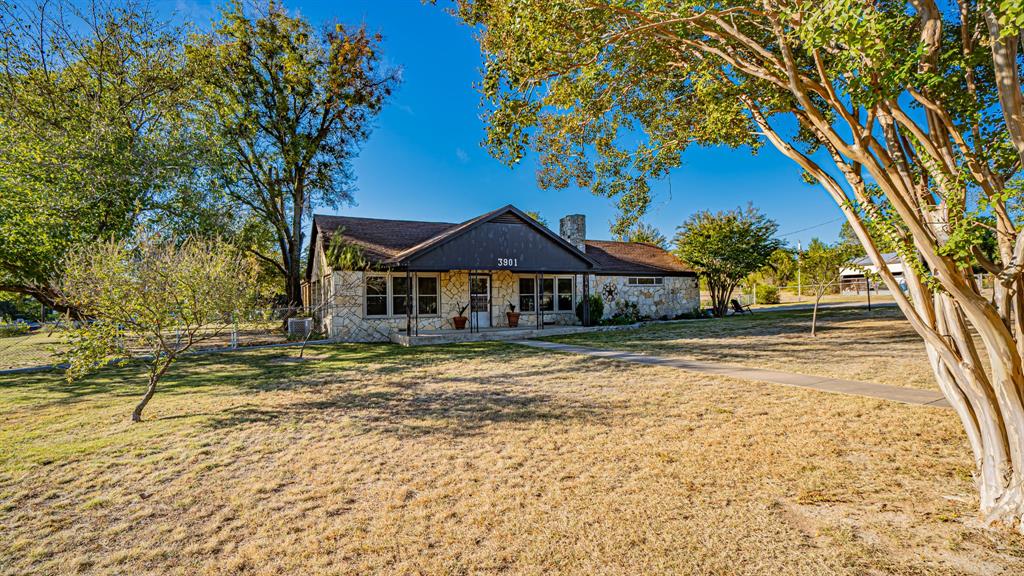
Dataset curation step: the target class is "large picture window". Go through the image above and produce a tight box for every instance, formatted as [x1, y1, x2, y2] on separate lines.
[365, 274, 440, 317]
[519, 276, 573, 313]
[365, 276, 388, 316]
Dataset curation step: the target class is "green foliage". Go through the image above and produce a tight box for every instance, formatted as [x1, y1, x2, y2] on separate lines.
[674, 205, 782, 317]
[838, 222, 867, 257]
[575, 294, 604, 324]
[605, 301, 643, 325]
[0, 323, 30, 338]
[325, 230, 368, 270]
[524, 211, 549, 228]
[616, 222, 668, 249]
[0, 1, 207, 310]
[755, 284, 780, 305]
[59, 235, 256, 420]
[191, 1, 398, 306]
[802, 239, 857, 298]
[756, 248, 798, 287]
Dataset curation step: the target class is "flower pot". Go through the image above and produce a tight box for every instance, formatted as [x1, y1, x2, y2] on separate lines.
[506, 311, 521, 328]
[452, 316, 468, 330]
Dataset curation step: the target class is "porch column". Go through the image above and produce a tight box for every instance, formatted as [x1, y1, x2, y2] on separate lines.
[535, 273, 541, 329]
[582, 273, 590, 326]
[538, 271, 544, 329]
[405, 269, 412, 337]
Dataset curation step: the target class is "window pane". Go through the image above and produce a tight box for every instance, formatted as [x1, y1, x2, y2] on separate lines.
[417, 276, 438, 295]
[557, 278, 573, 311]
[366, 276, 387, 296]
[418, 295, 438, 315]
[541, 278, 554, 312]
[518, 278, 535, 312]
[392, 277, 409, 316]
[366, 296, 387, 316]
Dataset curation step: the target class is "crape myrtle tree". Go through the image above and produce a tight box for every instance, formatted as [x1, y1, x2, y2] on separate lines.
[616, 221, 668, 248]
[61, 236, 256, 422]
[673, 205, 781, 316]
[192, 1, 398, 312]
[454, 0, 1024, 529]
[801, 238, 857, 336]
[0, 0, 204, 316]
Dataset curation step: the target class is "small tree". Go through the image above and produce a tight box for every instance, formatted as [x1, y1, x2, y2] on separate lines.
[617, 222, 668, 249]
[60, 236, 255, 422]
[674, 205, 782, 317]
[802, 239, 856, 336]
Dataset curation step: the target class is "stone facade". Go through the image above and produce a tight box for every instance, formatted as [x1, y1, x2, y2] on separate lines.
[310, 265, 699, 342]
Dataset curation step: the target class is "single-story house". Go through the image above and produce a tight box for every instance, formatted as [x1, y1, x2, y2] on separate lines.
[304, 205, 699, 342]
[839, 252, 905, 293]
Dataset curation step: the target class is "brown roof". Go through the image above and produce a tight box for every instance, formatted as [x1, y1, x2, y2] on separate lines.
[584, 240, 693, 275]
[308, 211, 694, 277]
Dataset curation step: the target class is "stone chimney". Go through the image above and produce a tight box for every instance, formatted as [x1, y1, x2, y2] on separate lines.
[559, 214, 586, 252]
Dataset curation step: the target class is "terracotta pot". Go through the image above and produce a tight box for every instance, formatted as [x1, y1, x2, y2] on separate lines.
[506, 311, 521, 328]
[452, 316, 468, 330]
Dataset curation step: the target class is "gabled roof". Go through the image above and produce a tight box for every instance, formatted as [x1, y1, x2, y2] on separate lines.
[307, 205, 694, 278]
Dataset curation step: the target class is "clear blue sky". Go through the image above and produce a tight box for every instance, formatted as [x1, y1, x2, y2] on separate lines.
[167, 0, 843, 246]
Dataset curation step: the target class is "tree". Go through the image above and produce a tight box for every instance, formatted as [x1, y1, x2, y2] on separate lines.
[757, 248, 797, 287]
[525, 211, 549, 227]
[801, 239, 856, 336]
[60, 236, 255, 422]
[454, 1, 1024, 529]
[0, 0, 204, 315]
[673, 205, 781, 317]
[838, 222, 867, 258]
[192, 1, 398, 311]
[617, 222, 668, 248]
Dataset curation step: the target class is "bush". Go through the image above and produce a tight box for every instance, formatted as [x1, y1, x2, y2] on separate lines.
[0, 323, 30, 337]
[575, 294, 604, 325]
[755, 284, 780, 305]
[604, 301, 643, 325]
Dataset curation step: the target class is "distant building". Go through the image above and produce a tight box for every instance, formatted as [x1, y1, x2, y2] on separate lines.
[839, 253, 905, 294]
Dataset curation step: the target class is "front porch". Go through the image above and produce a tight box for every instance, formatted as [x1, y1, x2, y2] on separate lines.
[390, 323, 620, 347]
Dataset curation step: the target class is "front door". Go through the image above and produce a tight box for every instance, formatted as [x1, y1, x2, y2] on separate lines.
[470, 276, 491, 328]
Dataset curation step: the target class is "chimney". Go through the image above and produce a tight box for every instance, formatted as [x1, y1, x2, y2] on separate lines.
[559, 214, 586, 252]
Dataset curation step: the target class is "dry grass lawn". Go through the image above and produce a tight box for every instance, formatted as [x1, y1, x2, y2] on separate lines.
[551, 306, 942, 390]
[0, 331, 68, 371]
[2, 342, 1023, 575]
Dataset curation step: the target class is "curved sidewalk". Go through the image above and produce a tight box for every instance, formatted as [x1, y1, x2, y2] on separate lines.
[514, 340, 950, 409]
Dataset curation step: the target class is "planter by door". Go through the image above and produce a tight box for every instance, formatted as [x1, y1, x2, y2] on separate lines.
[470, 276, 491, 328]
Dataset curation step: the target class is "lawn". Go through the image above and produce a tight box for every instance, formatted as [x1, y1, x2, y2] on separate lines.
[0, 331, 68, 371]
[548, 306, 942, 390]
[1, 340, 1022, 575]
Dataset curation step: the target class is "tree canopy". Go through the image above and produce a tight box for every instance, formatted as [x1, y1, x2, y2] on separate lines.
[673, 204, 782, 317]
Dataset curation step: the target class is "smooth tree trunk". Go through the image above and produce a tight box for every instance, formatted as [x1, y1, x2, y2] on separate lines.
[132, 377, 157, 422]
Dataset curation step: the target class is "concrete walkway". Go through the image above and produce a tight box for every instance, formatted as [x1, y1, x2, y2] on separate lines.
[514, 340, 950, 409]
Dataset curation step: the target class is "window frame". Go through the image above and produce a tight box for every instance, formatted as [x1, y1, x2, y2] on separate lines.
[364, 273, 441, 318]
[519, 275, 574, 313]
[627, 276, 664, 286]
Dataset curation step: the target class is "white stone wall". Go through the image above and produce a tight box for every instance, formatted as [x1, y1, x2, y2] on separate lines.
[317, 267, 699, 342]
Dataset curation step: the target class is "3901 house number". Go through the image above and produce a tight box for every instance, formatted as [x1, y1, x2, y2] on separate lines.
[497, 258, 519, 267]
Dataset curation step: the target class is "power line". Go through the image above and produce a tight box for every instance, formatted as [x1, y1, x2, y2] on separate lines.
[778, 217, 844, 237]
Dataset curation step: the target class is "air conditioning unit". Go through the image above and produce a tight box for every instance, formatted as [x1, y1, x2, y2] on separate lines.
[287, 317, 312, 338]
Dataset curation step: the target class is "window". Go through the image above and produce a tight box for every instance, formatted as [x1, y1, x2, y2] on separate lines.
[557, 278, 573, 311]
[365, 276, 388, 316]
[627, 276, 663, 286]
[518, 278, 535, 312]
[417, 276, 439, 315]
[392, 276, 410, 316]
[520, 276, 573, 313]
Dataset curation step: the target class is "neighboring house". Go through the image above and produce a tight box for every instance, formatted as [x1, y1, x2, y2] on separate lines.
[304, 205, 699, 342]
[839, 252, 906, 293]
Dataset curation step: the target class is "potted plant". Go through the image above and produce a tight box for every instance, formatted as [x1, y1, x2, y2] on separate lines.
[452, 302, 469, 330]
[506, 301, 521, 328]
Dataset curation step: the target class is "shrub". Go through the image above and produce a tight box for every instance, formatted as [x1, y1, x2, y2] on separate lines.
[0, 323, 30, 338]
[755, 284, 780, 305]
[575, 294, 604, 324]
[604, 301, 643, 325]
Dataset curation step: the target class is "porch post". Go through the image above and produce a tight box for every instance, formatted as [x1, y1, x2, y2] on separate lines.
[469, 271, 475, 334]
[539, 271, 544, 329]
[582, 273, 590, 326]
[405, 268, 412, 337]
[535, 273, 540, 329]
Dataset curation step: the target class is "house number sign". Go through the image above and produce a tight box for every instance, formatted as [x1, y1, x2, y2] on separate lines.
[497, 258, 519, 267]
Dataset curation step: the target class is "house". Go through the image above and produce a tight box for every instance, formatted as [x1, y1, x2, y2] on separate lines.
[838, 253, 905, 293]
[304, 205, 699, 342]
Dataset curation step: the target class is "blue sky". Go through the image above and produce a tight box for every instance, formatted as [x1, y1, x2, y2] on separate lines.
[167, 0, 843, 246]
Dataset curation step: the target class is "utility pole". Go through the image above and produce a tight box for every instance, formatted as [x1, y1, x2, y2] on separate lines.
[797, 240, 802, 300]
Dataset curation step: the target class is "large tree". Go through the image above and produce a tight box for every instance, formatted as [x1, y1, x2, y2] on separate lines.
[674, 205, 781, 316]
[0, 0, 203, 315]
[455, 0, 1024, 530]
[616, 221, 668, 248]
[193, 1, 398, 310]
